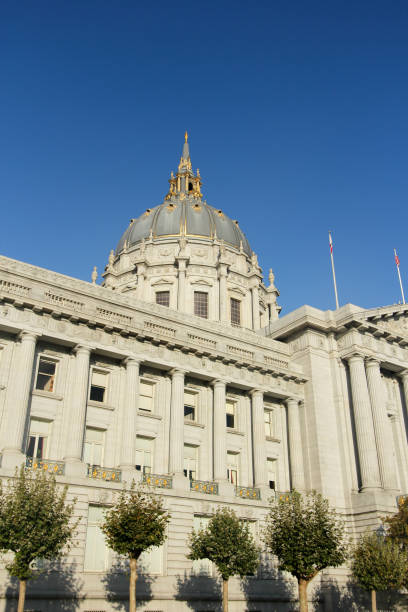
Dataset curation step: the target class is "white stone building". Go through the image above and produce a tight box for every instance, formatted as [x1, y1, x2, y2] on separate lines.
[0, 135, 407, 611]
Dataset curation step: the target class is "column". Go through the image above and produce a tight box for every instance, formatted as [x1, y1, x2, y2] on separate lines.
[169, 369, 185, 476]
[366, 358, 398, 491]
[347, 354, 381, 490]
[212, 379, 227, 482]
[64, 345, 91, 476]
[251, 285, 260, 331]
[177, 261, 187, 312]
[250, 389, 267, 487]
[219, 265, 228, 322]
[286, 398, 305, 491]
[2, 331, 37, 468]
[120, 358, 141, 471]
[401, 370, 408, 412]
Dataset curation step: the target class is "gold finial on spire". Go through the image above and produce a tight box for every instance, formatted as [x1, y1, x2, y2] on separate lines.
[185, 130, 188, 143]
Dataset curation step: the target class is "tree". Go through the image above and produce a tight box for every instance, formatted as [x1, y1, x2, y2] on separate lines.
[188, 507, 259, 612]
[0, 466, 77, 612]
[102, 481, 170, 612]
[263, 491, 347, 612]
[351, 531, 407, 612]
[385, 496, 408, 553]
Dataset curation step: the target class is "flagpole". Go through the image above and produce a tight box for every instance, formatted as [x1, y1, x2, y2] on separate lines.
[394, 248, 406, 304]
[329, 231, 340, 309]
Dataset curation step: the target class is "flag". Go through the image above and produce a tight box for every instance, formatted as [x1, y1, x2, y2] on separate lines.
[329, 233, 333, 254]
[395, 251, 400, 267]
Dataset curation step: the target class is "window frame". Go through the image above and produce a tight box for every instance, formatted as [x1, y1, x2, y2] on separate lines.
[227, 451, 239, 485]
[83, 427, 105, 467]
[264, 408, 274, 438]
[226, 398, 237, 430]
[35, 355, 58, 394]
[84, 505, 110, 572]
[139, 378, 156, 413]
[230, 297, 241, 327]
[26, 418, 52, 460]
[193, 291, 209, 319]
[267, 457, 277, 491]
[184, 388, 199, 423]
[135, 436, 154, 474]
[183, 444, 198, 480]
[89, 367, 109, 404]
[155, 290, 170, 307]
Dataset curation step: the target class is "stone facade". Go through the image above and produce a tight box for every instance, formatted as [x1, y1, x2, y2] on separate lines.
[0, 138, 407, 611]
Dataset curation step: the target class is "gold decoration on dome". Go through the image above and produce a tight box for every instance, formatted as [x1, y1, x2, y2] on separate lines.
[185, 130, 188, 142]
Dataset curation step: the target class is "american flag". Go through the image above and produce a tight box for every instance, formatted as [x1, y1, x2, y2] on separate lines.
[395, 251, 400, 267]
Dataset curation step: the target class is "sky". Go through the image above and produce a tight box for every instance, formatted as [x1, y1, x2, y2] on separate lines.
[1, 1, 407, 316]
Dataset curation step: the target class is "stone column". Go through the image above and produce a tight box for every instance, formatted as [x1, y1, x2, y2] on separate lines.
[218, 265, 228, 323]
[250, 389, 267, 487]
[401, 370, 408, 413]
[212, 379, 228, 483]
[251, 285, 260, 331]
[177, 260, 187, 312]
[120, 358, 141, 476]
[169, 369, 186, 477]
[347, 354, 381, 490]
[64, 345, 91, 476]
[2, 331, 37, 469]
[365, 358, 398, 491]
[286, 398, 305, 491]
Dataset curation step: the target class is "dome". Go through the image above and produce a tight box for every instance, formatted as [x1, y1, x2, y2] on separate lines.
[116, 197, 252, 257]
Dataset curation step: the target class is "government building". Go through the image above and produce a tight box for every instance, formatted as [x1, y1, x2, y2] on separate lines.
[0, 135, 407, 611]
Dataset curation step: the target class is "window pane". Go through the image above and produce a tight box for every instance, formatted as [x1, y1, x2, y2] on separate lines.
[36, 358, 56, 392]
[194, 292, 208, 319]
[184, 444, 196, 460]
[226, 413, 235, 428]
[136, 437, 153, 451]
[86, 428, 104, 443]
[156, 291, 170, 307]
[230, 298, 241, 326]
[30, 419, 50, 436]
[38, 359, 56, 376]
[140, 381, 154, 398]
[90, 385, 105, 402]
[184, 406, 195, 420]
[84, 524, 108, 571]
[36, 437, 45, 459]
[26, 436, 35, 458]
[184, 390, 196, 406]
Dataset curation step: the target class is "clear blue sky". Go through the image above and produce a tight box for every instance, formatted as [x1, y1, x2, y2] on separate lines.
[1, 1, 407, 315]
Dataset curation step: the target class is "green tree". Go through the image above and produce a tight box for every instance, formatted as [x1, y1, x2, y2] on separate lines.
[263, 491, 347, 612]
[0, 466, 77, 612]
[351, 531, 407, 612]
[385, 496, 408, 553]
[102, 482, 170, 612]
[188, 507, 259, 612]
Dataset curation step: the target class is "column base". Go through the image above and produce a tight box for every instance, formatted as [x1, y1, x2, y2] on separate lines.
[257, 485, 274, 503]
[1, 449, 26, 472]
[172, 473, 191, 493]
[217, 480, 235, 498]
[64, 460, 88, 478]
[120, 466, 139, 487]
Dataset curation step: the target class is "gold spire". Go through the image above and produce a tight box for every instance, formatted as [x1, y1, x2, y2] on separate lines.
[185, 130, 188, 143]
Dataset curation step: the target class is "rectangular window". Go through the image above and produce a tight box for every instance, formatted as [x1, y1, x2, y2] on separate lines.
[194, 291, 208, 319]
[35, 357, 57, 392]
[192, 516, 212, 575]
[83, 427, 105, 466]
[227, 451, 239, 485]
[267, 458, 277, 490]
[184, 389, 197, 422]
[89, 369, 108, 403]
[26, 418, 51, 459]
[264, 409, 274, 437]
[230, 298, 241, 326]
[156, 291, 170, 307]
[139, 380, 154, 412]
[135, 436, 153, 473]
[226, 399, 236, 429]
[183, 444, 197, 480]
[84, 505, 109, 571]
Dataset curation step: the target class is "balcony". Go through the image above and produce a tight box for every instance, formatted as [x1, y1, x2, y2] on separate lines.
[235, 486, 261, 500]
[274, 490, 294, 502]
[87, 465, 121, 482]
[25, 457, 65, 475]
[190, 479, 218, 495]
[143, 473, 173, 489]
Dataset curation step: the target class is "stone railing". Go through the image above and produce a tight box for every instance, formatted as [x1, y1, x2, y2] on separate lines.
[274, 490, 294, 502]
[45, 291, 84, 312]
[397, 494, 408, 507]
[0, 279, 31, 297]
[87, 465, 121, 482]
[235, 486, 261, 500]
[143, 473, 173, 489]
[25, 457, 65, 475]
[190, 479, 218, 495]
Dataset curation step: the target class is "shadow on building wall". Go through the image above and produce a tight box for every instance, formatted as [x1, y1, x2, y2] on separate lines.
[313, 577, 408, 611]
[4, 560, 84, 612]
[102, 560, 155, 610]
[241, 556, 300, 611]
[175, 572, 222, 611]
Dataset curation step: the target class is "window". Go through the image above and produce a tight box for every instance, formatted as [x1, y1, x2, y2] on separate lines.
[135, 436, 153, 473]
[192, 516, 212, 575]
[156, 291, 170, 307]
[139, 380, 154, 412]
[194, 291, 208, 319]
[230, 298, 241, 326]
[267, 458, 277, 490]
[84, 505, 109, 571]
[264, 409, 274, 437]
[83, 428, 105, 466]
[35, 357, 57, 392]
[184, 389, 197, 421]
[183, 444, 197, 480]
[89, 369, 108, 403]
[26, 418, 51, 459]
[226, 399, 236, 429]
[227, 451, 239, 485]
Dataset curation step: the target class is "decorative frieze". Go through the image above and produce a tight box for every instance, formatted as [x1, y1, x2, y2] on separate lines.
[0, 279, 31, 297]
[227, 345, 254, 361]
[144, 320, 176, 338]
[45, 291, 84, 312]
[96, 307, 132, 326]
[187, 333, 216, 349]
[264, 355, 289, 369]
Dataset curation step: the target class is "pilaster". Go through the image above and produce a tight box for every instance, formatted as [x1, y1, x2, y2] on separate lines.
[250, 389, 267, 488]
[286, 397, 305, 491]
[119, 357, 142, 482]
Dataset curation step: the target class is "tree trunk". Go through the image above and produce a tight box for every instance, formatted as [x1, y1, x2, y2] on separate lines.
[17, 579, 26, 612]
[298, 578, 309, 612]
[129, 557, 138, 612]
[222, 578, 229, 612]
[371, 589, 377, 612]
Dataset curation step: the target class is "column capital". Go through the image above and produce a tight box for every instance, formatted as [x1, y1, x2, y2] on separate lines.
[249, 388, 263, 398]
[400, 369, 408, 381]
[347, 352, 365, 364]
[72, 344, 93, 356]
[169, 368, 187, 378]
[18, 330, 39, 343]
[211, 378, 227, 388]
[285, 396, 299, 408]
[123, 356, 142, 368]
[365, 357, 381, 369]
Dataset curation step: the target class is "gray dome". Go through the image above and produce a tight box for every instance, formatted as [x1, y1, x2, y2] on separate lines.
[116, 197, 252, 256]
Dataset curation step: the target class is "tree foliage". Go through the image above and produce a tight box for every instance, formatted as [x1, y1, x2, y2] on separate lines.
[385, 497, 408, 553]
[188, 507, 259, 581]
[102, 481, 170, 560]
[0, 466, 76, 581]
